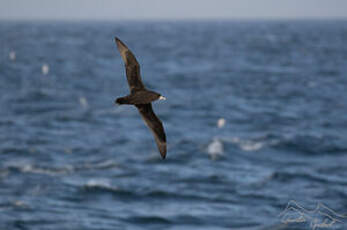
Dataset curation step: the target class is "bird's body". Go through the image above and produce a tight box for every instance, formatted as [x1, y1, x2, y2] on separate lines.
[114, 37, 167, 159]
[116, 90, 161, 105]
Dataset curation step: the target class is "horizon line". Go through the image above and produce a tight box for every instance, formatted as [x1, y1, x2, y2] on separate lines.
[1, 16, 347, 23]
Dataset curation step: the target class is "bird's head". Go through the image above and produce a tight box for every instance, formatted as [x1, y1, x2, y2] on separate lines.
[159, 95, 166, 100]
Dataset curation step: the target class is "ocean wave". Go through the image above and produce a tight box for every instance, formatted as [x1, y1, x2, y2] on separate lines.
[0, 200, 31, 212]
[271, 134, 347, 155]
[123, 216, 171, 224]
[81, 181, 137, 198]
[206, 138, 224, 160]
[222, 133, 346, 155]
[224, 136, 268, 152]
[80, 182, 235, 204]
[84, 178, 114, 191]
[75, 160, 120, 171]
[12, 89, 56, 103]
[6, 164, 74, 176]
[4, 159, 119, 176]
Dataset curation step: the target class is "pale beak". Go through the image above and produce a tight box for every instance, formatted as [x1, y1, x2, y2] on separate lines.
[159, 96, 166, 100]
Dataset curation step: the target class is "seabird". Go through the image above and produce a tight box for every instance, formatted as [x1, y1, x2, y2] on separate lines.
[114, 37, 167, 159]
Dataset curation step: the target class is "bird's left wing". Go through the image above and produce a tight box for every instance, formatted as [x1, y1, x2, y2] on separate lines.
[136, 104, 167, 159]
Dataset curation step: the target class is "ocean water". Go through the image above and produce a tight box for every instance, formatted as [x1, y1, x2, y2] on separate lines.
[1, 20, 347, 230]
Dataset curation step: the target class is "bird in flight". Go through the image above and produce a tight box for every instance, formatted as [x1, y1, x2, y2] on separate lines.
[114, 37, 167, 159]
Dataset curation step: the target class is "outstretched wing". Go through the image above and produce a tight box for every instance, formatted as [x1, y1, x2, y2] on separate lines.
[115, 37, 145, 93]
[136, 104, 167, 159]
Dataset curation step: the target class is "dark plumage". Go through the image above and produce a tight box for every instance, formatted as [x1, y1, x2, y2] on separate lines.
[114, 37, 167, 159]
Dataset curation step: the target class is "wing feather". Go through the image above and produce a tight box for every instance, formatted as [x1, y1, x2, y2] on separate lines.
[115, 37, 145, 93]
[136, 104, 167, 159]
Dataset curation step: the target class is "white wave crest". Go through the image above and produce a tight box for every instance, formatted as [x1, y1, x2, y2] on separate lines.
[228, 137, 265, 152]
[86, 178, 112, 189]
[217, 118, 226, 128]
[207, 138, 224, 160]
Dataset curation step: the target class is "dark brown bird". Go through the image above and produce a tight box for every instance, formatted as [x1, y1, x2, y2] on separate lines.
[114, 37, 167, 159]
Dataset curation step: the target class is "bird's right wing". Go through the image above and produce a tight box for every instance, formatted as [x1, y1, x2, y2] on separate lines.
[115, 37, 145, 93]
[136, 104, 167, 159]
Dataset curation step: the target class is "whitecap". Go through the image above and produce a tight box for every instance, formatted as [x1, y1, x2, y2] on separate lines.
[207, 138, 224, 160]
[240, 141, 264, 151]
[9, 51, 16, 61]
[13, 200, 28, 208]
[225, 137, 265, 152]
[14, 164, 73, 175]
[79, 96, 88, 108]
[81, 159, 119, 170]
[86, 178, 112, 189]
[217, 118, 226, 128]
[42, 63, 49, 75]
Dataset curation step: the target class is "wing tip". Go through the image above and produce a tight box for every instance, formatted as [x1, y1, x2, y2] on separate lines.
[161, 152, 166, 159]
[160, 143, 167, 159]
[114, 36, 129, 54]
[114, 37, 121, 46]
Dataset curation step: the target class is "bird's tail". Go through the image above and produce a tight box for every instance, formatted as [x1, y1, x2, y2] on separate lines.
[115, 96, 130, 105]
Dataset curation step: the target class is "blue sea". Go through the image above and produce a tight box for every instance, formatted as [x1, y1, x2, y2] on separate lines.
[1, 20, 347, 230]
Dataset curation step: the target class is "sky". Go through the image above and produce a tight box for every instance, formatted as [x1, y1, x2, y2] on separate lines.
[1, 0, 347, 21]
